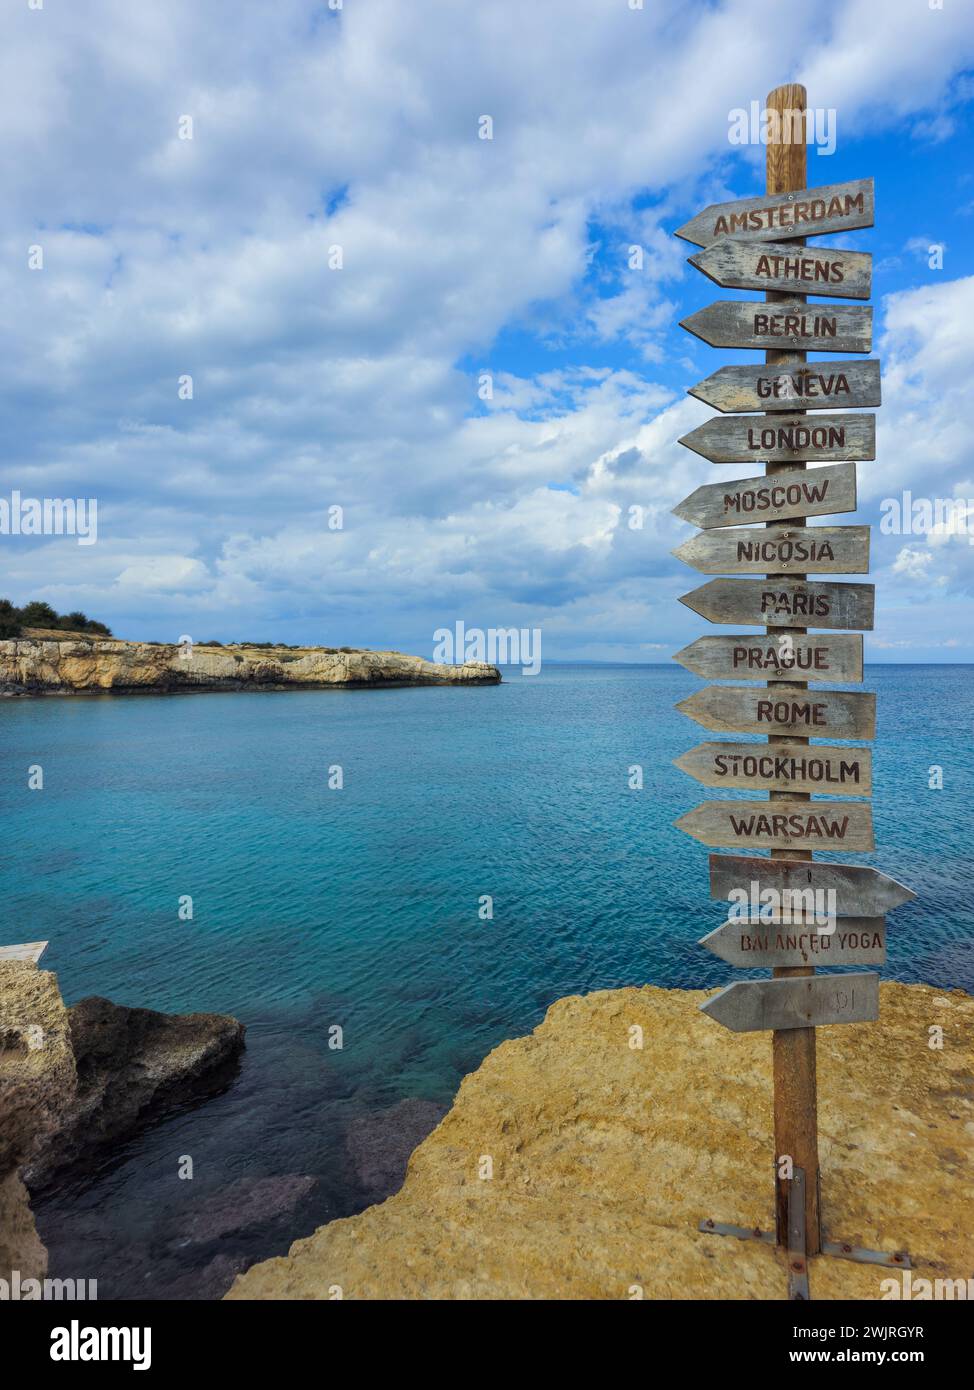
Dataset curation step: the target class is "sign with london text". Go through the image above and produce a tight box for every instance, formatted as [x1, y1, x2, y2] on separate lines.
[672, 462, 857, 530]
[675, 740, 872, 795]
[699, 918, 886, 970]
[673, 633, 864, 684]
[680, 300, 872, 353]
[676, 685, 876, 739]
[679, 577, 875, 630]
[688, 360, 881, 415]
[688, 237, 871, 300]
[674, 525, 869, 575]
[698, 973, 880, 1033]
[675, 799, 875, 852]
[674, 177, 874, 248]
[678, 413, 875, 464]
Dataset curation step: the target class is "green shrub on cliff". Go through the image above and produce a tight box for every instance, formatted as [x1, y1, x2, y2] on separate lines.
[0, 599, 112, 638]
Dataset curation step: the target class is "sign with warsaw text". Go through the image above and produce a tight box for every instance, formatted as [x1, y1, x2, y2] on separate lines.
[675, 799, 875, 852]
[674, 177, 874, 248]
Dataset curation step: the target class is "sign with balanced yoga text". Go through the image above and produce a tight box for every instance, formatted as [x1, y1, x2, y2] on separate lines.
[678, 412, 875, 464]
[674, 177, 874, 248]
[689, 360, 881, 415]
[673, 462, 857, 529]
[699, 917, 886, 970]
[687, 238, 872, 299]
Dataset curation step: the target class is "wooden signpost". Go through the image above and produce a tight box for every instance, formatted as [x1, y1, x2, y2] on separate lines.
[678, 412, 875, 464]
[672, 85, 914, 1296]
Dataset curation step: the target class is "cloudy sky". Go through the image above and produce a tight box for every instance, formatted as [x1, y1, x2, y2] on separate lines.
[3, 0, 974, 660]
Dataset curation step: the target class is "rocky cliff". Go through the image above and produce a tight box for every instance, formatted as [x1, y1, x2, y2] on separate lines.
[0, 633, 500, 694]
[227, 980, 974, 1300]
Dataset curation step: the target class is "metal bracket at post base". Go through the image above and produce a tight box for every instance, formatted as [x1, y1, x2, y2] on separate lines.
[697, 1218, 911, 1269]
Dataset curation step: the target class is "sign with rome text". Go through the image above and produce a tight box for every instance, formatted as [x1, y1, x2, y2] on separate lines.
[680, 301, 872, 354]
[674, 525, 869, 575]
[673, 633, 864, 684]
[679, 577, 875, 631]
[688, 237, 872, 300]
[699, 917, 886, 970]
[673, 462, 857, 530]
[674, 740, 872, 795]
[708, 854, 916, 918]
[698, 972, 880, 1033]
[688, 360, 881, 415]
[676, 686, 876, 739]
[678, 413, 875, 465]
[675, 799, 875, 852]
[674, 177, 874, 248]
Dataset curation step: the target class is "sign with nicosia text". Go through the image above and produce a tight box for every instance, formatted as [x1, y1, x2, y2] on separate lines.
[674, 525, 869, 575]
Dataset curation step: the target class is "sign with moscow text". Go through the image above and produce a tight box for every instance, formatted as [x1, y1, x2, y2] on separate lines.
[673, 463, 857, 530]
[680, 301, 872, 353]
[688, 237, 871, 299]
[688, 360, 881, 415]
[678, 413, 875, 465]
[675, 799, 875, 852]
[674, 177, 874, 248]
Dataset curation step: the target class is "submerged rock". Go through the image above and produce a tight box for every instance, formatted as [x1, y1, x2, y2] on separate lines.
[25, 995, 245, 1190]
[227, 981, 974, 1300]
[0, 634, 500, 695]
[170, 1175, 318, 1247]
[345, 1098, 449, 1203]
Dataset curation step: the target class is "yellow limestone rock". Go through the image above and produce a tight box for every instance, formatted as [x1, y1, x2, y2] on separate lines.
[227, 982, 974, 1300]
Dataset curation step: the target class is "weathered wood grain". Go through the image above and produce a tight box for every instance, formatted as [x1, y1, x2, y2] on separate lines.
[674, 525, 869, 574]
[673, 633, 863, 683]
[699, 918, 886, 969]
[708, 854, 916, 915]
[688, 360, 881, 415]
[673, 462, 857, 530]
[674, 177, 874, 248]
[675, 740, 872, 794]
[688, 237, 872, 299]
[0, 941, 48, 963]
[680, 301, 872, 353]
[675, 799, 874, 852]
[698, 973, 879, 1033]
[679, 578, 875, 630]
[679, 413, 875, 464]
[676, 686, 875, 739]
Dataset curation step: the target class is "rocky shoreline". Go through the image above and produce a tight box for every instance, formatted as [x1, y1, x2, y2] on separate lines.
[0, 633, 500, 695]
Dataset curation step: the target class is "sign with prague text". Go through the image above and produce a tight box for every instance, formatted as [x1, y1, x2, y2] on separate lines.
[673, 633, 863, 684]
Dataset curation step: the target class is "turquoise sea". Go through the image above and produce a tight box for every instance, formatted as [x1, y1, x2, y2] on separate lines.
[4, 664, 971, 1297]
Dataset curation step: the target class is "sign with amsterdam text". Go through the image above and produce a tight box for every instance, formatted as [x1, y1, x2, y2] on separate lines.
[699, 918, 886, 970]
[675, 799, 875, 852]
[678, 413, 875, 465]
[674, 740, 872, 795]
[698, 973, 880, 1033]
[688, 360, 881, 415]
[679, 577, 875, 630]
[688, 238, 871, 299]
[674, 525, 869, 575]
[708, 855, 916, 917]
[676, 685, 876, 739]
[674, 177, 874, 247]
[673, 462, 857, 530]
[673, 633, 864, 684]
[680, 301, 872, 353]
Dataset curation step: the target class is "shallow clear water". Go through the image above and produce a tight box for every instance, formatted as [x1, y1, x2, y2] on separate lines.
[3, 665, 971, 1296]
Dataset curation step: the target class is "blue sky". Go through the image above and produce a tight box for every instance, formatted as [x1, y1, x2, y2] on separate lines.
[2, 0, 974, 661]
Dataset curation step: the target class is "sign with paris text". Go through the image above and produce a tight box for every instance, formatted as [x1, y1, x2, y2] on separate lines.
[674, 177, 874, 248]
[698, 973, 880, 1033]
[679, 578, 875, 631]
[678, 413, 875, 465]
[688, 237, 872, 299]
[675, 740, 872, 795]
[675, 799, 875, 852]
[699, 918, 886, 970]
[674, 525, 869, 575]
[673, 462, 857, 530]
[673, 633, 863, 684]
[680, 301, 872, 353]
[708, 854, 916, 917]
[688, 360, 881, 415]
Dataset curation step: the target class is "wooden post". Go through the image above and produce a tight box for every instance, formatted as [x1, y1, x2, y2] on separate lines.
[765, 83, 821, 1253]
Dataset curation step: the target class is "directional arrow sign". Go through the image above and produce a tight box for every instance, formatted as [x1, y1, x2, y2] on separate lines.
[699, 974, 879, 1033]
[676, 686, 875, 739]
[699, 918, 886, 969]
[673, 463, 857, 530]
[674, 177, 874, 248]
[675, 799, 874, 852]
[688, 360, 881, 415]
[678, 413, 875, 465]
[680, 578, 875, 630]
[680, 301, 872, 353]
[708, 855, 916, 916]
[674, 525, 869, 575]
[674, 633, 863, 684]
[688, 237, 872, 300]
[675, 740, 872, 795]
